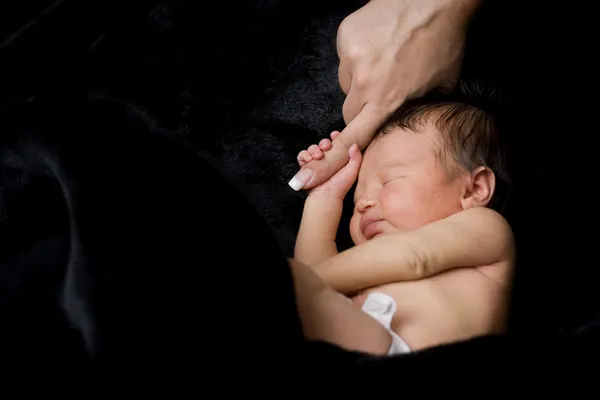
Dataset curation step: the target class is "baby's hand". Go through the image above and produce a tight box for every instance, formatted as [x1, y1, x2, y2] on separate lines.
[294, 131, 362, 201]
[297, 131, 341, 167]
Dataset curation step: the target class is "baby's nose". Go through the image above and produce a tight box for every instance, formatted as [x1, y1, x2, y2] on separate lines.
[356, 198, 377, 212]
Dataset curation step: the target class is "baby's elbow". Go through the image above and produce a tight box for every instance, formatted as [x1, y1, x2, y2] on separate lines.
[404, 236, 433, 280]
[413, 248, 433, 280]
[380, 232, 434, 280]
[482, 208, 515, 262]
[469, 207, 516, 266]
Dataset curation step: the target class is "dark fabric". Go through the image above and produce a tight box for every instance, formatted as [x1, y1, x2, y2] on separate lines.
[0, 95, 305, 370]
[462, 0, 600, 337]
[1, 0, 599, 374]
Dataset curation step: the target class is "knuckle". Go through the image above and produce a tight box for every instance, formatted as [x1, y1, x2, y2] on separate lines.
[364, 101, 392, 119]
[345, 45, 365, 61]
[337, 20, 366, 60]
[382, 85, 411, 110]
[336, 18, 352, 44]
[352, 74, 369, 91]
[338, 71, 351, 95]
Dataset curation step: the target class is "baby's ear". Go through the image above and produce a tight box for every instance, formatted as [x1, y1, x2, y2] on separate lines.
[461, 166, 495, 209]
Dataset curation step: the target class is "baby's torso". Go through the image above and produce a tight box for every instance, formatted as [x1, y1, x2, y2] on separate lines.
[353, 262, 512, 352]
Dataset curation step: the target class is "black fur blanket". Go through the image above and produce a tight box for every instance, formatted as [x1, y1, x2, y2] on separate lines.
[2, 0, 599, 375]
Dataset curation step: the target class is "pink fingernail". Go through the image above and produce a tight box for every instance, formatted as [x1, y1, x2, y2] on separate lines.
[288, 169, 314, 191]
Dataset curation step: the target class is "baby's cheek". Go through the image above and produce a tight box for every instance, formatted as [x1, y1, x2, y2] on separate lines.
[349, 213, 363, 245]
[380, 188, 417, 230]
[380, 190, 405, 216]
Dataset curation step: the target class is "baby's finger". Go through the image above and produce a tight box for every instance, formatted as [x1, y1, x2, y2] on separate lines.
[322, 143, 362, 193]
[297, 150, 313, 166]
[342, 144, 363, 176]
[330, 130, 341, 140]
[319, 138, 332, 151]
[308, 144, 324, 160]
[348, 143, 363, 162]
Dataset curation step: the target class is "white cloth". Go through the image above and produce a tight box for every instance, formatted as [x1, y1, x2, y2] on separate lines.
[361, 292, 411, 355]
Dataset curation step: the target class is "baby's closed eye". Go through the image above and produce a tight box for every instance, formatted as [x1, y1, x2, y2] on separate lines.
[383, 176, 405, 185]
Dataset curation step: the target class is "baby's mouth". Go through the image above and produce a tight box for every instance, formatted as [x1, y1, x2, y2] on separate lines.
[363, 219, 384, 240]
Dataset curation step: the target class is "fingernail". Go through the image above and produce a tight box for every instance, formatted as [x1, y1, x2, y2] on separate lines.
[288, 169, 314, 191]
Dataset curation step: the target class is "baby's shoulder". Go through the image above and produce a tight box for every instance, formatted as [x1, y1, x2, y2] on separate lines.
[457, 207, 515, 252]
[457, 206, 512, 230]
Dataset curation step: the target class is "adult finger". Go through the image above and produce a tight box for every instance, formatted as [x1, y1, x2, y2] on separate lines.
[336, 101, 389, 150]
[288, 103, 388, 191]
[341, 79, 364, 124]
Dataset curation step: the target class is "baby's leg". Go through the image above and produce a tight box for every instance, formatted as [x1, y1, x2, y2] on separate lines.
[289, 259, 392, 356]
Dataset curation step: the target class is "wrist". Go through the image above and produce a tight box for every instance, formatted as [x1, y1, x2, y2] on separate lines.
[306, 192, 345, 206]
[301, 195, 344, 241]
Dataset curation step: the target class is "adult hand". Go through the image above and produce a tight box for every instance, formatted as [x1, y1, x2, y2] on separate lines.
[288, 0, 481, 191]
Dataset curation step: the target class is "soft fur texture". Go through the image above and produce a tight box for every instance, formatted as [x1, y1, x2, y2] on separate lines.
[1, 0, 600, 374]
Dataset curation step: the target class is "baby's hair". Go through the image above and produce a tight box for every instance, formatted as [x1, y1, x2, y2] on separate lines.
[375, 79, 512, 212]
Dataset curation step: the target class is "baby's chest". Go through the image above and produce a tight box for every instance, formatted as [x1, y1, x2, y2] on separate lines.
[362, 269, 505, 342]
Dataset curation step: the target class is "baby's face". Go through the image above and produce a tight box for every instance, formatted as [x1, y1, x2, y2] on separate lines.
[350, 127, 465, 245]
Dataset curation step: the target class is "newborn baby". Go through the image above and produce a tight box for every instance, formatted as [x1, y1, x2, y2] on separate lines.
[290, 83, 515, 355]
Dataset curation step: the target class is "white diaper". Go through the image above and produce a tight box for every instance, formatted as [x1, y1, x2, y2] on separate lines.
[361, 292, 411, 355]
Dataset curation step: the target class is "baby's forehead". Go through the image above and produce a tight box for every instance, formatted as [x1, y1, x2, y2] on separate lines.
[365, 127, 440, 162]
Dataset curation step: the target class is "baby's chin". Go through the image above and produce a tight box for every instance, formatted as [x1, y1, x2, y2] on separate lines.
[350, 231, 365, 246]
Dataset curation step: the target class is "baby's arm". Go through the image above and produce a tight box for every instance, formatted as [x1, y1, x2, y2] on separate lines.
[294, 138, 362, 266]
[289, 258, 392, 355]
[314, 207, 515, 294]
[294, 196, 342, 265]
